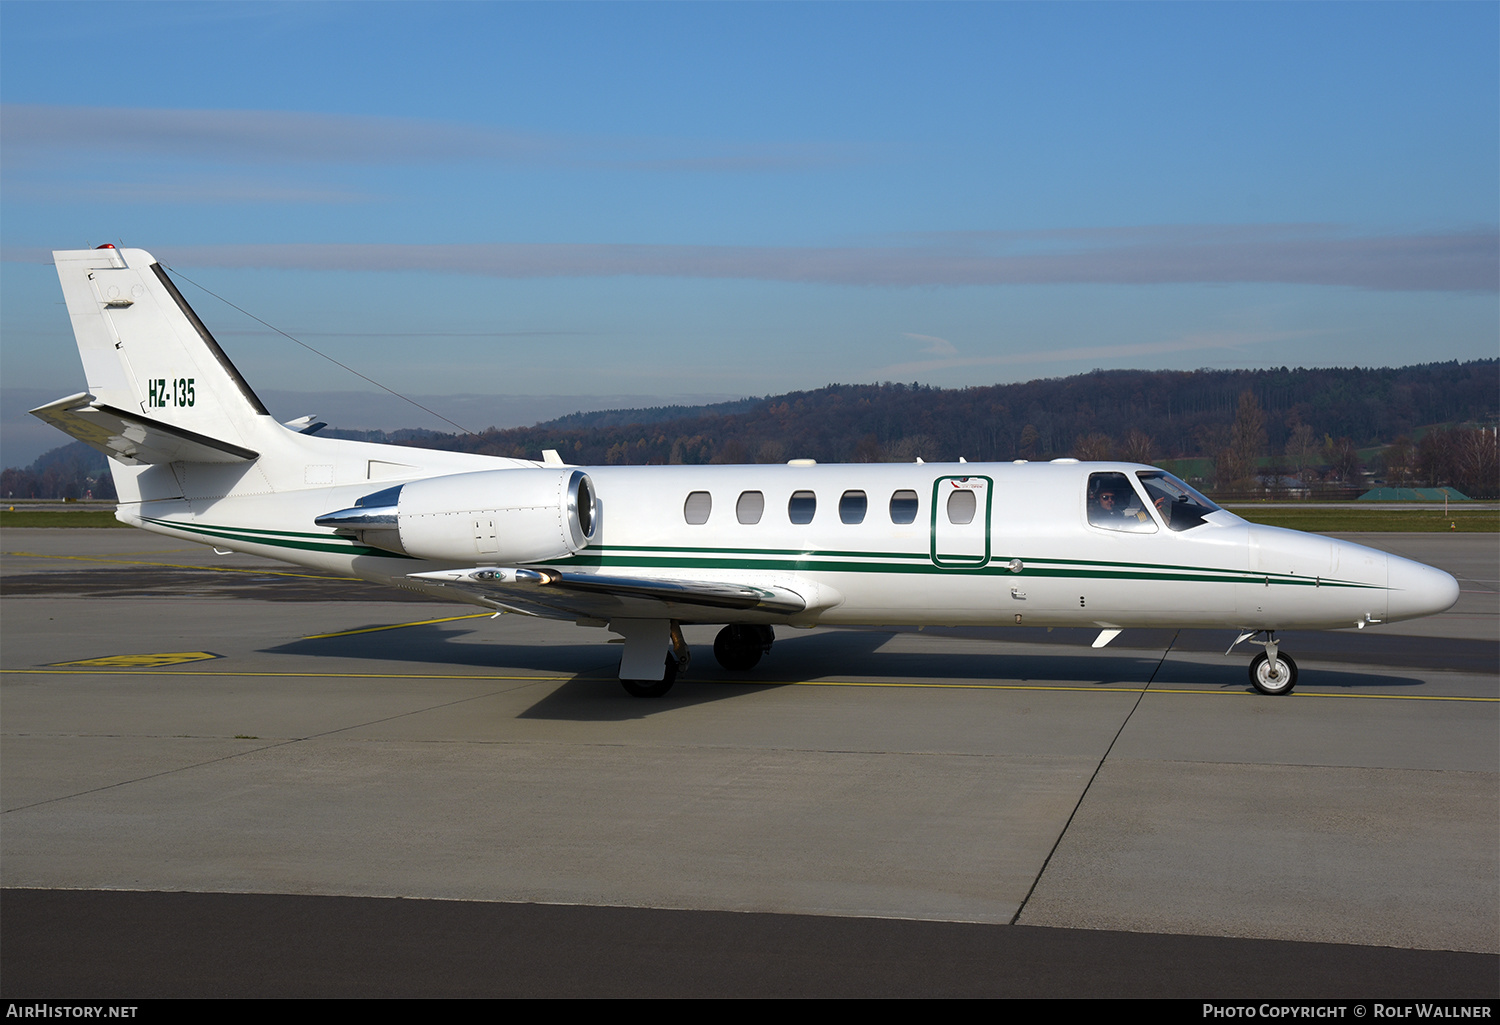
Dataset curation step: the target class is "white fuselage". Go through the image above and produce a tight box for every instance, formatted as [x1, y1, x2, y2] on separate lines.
[39, 244, 1458, 654]
[113, 422, 1458, 635]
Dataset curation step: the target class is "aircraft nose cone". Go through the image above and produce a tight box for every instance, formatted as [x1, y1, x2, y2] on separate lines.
[1386, 555, 1460, 622]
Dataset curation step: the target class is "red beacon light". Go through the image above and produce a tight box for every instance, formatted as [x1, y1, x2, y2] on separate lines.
[95, 243, 115, 249]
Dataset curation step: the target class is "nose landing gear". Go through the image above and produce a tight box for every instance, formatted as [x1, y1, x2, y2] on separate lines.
[1248, 649, 1298, 695]
[1231, 630, 1299, 695]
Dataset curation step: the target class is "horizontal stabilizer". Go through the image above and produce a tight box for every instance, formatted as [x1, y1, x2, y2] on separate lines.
[408, 566, 807, 619]
[29, 392, 259, 465]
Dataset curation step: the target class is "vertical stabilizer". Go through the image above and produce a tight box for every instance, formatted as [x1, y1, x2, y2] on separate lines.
[52, 246, 270, 452]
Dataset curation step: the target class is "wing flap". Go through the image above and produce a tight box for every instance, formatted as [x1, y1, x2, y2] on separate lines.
[407, 566, 807, 619]
[30, 392, 258, 465]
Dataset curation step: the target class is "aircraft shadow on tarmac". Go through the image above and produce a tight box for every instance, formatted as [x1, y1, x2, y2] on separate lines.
[266, 622, 617, 675]
[264, 622, 1430, 721]
[268, 621, 1170, 685]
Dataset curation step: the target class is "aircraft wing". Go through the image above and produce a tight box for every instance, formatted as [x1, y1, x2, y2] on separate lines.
[407, 566, 807, 619]
[30, 392, 258, 465]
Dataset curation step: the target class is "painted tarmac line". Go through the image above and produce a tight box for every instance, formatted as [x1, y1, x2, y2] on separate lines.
[304, 613, 493, 638]
[2, 550, 359, 582]
[3, 669, 569, 681]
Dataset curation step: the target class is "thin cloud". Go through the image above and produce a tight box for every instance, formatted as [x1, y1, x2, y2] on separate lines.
[217, 330, 588, 339]
[904, 332, 958, 355]
[144, 227, 1498, 292]
[892, 224, 1347, 247]
[1, 105, 562, 165]
[872, 333, 1303, 377]
[4, 178, 373, 205]
[1, 104, 861, 172]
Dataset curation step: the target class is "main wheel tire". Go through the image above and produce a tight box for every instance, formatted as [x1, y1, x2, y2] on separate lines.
[1249, 651, 1298, 695]
[621, 655, 678, 698]
[713, 625, 763, 671]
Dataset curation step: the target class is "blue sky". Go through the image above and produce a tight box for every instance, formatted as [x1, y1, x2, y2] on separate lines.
[3, 1, 1496, 465]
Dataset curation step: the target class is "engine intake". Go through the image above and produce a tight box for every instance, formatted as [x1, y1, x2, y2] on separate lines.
[317, 467, 596, 562]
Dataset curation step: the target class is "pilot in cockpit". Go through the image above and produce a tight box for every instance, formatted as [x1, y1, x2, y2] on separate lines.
[1088, 472, 1154, 531]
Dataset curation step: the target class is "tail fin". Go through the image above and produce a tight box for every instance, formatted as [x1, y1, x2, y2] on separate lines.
[39, 246, 269, 463]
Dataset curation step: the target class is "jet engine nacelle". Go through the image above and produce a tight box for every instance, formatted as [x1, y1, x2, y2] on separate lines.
[317, 467, 596, 563]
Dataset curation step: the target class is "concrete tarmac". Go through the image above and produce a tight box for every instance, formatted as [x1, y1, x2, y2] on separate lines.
[2, 528, 1496, 996]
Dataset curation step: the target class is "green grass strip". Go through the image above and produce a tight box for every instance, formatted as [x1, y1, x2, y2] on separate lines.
[0, 510, 127, 528]
[1232, 508, 1498, 532]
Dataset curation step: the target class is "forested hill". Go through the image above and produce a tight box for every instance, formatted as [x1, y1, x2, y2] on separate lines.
[447, 360, 1497, 469]
[542, 396, 764, 430]
[6, 360, 1496, 499]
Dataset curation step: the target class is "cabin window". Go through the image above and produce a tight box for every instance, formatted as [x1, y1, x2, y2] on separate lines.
[839, 490, 868, 524]
[1086, 472, 1156, 533]
[946, 489, 977, 525]
[889, 490, 919, 524]
[1136, 471, 1219, 532]
[788, 490, 817, 524]
[683, 491, 712, 525]
[736, 490, 764, 524]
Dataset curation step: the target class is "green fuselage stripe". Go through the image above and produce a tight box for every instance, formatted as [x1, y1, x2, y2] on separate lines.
[552, 551, 1378, 588]
[585, 543, 1361, 584]
[139, 519, 1383, 589]
[142, 517, 416, 560]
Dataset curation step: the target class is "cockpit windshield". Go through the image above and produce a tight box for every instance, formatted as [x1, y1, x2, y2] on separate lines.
[1135, 471, 1221, 532]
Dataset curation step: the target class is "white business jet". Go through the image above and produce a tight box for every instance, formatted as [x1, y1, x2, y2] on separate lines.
[31, 246, 1460, 697]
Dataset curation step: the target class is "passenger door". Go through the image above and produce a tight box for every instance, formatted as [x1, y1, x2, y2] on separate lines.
[930, 475, 992, 568]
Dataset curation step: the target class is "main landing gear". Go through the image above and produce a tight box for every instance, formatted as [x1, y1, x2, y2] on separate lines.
[1231, 630, 1298, 695]
[620, 656, 678, 699]
[616, 622, 776, 697]
[713, 625, 775, 672]
[616, 620, 691, 698]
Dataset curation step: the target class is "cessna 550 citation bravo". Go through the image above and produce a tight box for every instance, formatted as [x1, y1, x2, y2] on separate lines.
[32, 246, 1460, 696]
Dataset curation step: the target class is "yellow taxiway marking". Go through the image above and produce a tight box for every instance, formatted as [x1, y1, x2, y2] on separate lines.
[5, 669, 566, 681]
[785, 680, 1499, 701]
[1, 668, 1493, 701]
[47, 652, 222, 668]
[304, 614, 492, 639]
[1, 551, 358, 582]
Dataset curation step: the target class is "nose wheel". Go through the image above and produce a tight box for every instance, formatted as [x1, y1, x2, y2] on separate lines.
[1248, 650, 1298, 695]
[1230, 630, 1299, 695]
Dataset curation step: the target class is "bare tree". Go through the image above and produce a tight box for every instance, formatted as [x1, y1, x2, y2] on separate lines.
[1226, 391, 1267, 490]
[885, 435, 935, 462]
[1017, 424, 1039, 460]
[1284, 420, 1318, 482]
[1325, 436, 1361, 485]
[755, 440, 786, 464]
[1453, 427, 1499, 497]
[1073, 432, 1113, 461]
[1417, 429, 1452, 487]
[1381, 436, 1414, 487]
[1120, 429, 1154, 465]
